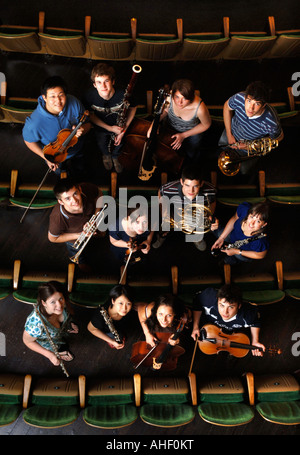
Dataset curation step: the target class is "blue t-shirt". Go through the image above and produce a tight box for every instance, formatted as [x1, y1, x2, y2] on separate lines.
[22, 94, 88, 159]
[193, 287, 261, 331]
[229, 202, 269, 253]
[228, 92, 282, 142]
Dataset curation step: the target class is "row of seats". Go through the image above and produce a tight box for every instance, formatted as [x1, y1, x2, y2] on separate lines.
[1, 82, 299, 125]
[1, 14, 300, 61]
[1, 167, 299, 216]
[2, 258, 299, 308]
[0, 371, 299, 428]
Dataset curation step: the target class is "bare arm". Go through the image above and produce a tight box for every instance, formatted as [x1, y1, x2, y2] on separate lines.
[223, 100, 236, 145]
[191, 310, 202, 340]
[137, 302, 157, 347]
[87, 321, 124, 349]
[22, 330, 59, 365]
[24, 140, 58, 171]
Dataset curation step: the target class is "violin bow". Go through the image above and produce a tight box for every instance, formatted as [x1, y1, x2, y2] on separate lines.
[19, 167, 52, 224]
[188, 335, 198, 375]
[119, 248, 133, 284]
[133, 343, 158, 369]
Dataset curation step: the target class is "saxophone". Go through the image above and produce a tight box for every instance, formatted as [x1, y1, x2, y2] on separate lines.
[100, 307, 122, 343]
[218, 137, 279, 176]
[108, 64, 142, 153]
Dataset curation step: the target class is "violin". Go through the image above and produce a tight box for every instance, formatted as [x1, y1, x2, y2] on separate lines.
[198, 324, 281, 358]
[124, 238, 147, 264]
[43, 111, 89, 164]
[130, 318, 186, 371]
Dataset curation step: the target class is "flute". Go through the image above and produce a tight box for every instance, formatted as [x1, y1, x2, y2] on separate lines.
[33, 303, 69, 377]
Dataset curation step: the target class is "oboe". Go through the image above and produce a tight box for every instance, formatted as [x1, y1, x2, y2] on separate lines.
[108, 64, 142, 153]
[33, 303, 69, 377]
[100, 307, 122, 343]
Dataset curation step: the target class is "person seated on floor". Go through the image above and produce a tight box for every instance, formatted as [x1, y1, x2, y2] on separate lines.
[153, 164, 218, 251]
[48, 178, 103, 271]
[22, 75, 91, 179]
[219, 81, 283, 176]
[211, 201, 269, 266]
[149, 78, 211, 167]
[137, 294, 192, 349]
[87, 285, 134, 349]
[83, 62, 137, 174]
[191, 284, 265, 356]
[23, 281, 79, 366]
[109, 204, 154, 265]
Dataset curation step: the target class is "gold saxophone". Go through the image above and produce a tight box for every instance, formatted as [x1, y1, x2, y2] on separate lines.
[100, 307, 122, 343]
[218, 137, 279, 176]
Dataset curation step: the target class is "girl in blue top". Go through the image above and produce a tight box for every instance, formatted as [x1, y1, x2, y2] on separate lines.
[211, 201, 269, 265]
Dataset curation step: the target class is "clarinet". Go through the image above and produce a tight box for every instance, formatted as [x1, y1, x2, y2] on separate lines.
[100, 307, 122, 343]
[33, 303, 69, 377]
[211, 233, 267, 257]
[108, 64, 142, 153]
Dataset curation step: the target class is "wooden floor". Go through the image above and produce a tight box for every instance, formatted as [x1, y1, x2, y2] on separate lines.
[0, 22, 300, 437]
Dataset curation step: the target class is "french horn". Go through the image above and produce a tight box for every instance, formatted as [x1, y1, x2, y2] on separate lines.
[218, 137, 279, 176]
[164, 203, 213, 235]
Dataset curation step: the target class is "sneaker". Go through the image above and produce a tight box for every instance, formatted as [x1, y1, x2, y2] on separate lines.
[194, 240, 207, 251]
[102, 155, 113, 170]
[112, 157, 123, 173]
[152, 234, 167, 249]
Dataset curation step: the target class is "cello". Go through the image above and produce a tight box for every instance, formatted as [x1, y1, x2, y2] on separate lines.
[198, 324, 281, 358]
[130, 317, 186, 371]
[118, 89, 184, 179]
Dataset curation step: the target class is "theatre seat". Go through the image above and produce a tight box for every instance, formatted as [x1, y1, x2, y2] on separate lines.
[172, 265, 223, 308]
[134, 18, 183, 61]
[86, 16, 135, 60]
[9, 169, 57, 210]
[0, 373, 31, 427]
[80, 375, 138, 428]
[0, 82, 37, 124]
[12, 259, 69, 305]
[137, 374, 196, 427]
[181, 17, 229, 60]
[0, 24, 41, 53]
[38, 11, 87, 57]
[0, 263, 14, 300]
[254, 373, 300, 425]
[264, 170, 300, 205]
[222, 16, 277, 60]
[211, 170, 266, 206]
[23, 376, 82, 428]
[281, 262, 300, 301]
[225, 261, 285, 306]
[68, 263, 120, 308]
[197, 373, 255, 426]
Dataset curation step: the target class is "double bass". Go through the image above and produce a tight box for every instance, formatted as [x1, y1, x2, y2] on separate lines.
[119, 89, 184, 179]
[130, 318, 186, 371]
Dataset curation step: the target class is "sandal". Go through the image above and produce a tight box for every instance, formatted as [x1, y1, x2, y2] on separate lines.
[58, 350, 74, 362]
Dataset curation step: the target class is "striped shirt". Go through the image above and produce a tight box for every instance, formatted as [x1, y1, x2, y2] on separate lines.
[167, 97, 202, 132]
[228, 92, 282, 141]
[160, 180, 216, 207]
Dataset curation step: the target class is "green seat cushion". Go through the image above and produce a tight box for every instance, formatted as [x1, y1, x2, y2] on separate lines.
[13, 289, 38, 304]
[0, 288, 11, 299]
[69, 291, 108, 308]
[217, 197, 266, 206]
[23, 405, 79, 428]
[256, 401, 300, 424]
[140, 403, 195, 427]
[198, 402, 254, 426]
[285, 288, 300, 299]
[243, 290, 285, 305]
[0, 404, 22, 426]
[9, 197, 57, 208]
[267, 195, 300, 204]
[83, 404, 138, 428]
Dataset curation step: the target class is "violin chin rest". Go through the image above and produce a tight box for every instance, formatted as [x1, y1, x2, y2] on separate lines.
[199, 328, 207, 341]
